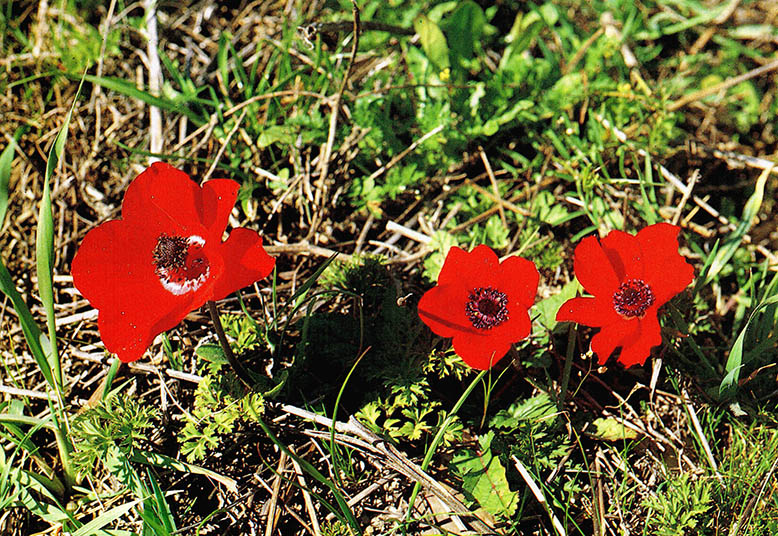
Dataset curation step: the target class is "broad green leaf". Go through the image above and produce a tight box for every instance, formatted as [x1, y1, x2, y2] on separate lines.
[0, 135, 19, 230]
[413, 14, 450, 72]
[589, 417, 639, 441]
[705, 165, 771, 285]
[195, 343, 229, 364]
[258, 125, 296, 148]
[490, 392, 558, 429]
[444, 1, 485, 62]
[533, 279, 581, 332]
[451, 431, 518, 516]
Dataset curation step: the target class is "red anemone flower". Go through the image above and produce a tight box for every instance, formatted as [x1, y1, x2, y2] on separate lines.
[556, 223, 694, 368]
[418, 245, 539, 370]
[71, 162, 275, 363]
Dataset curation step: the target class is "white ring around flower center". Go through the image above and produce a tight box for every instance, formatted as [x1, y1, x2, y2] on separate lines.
[156, 235, 209, 296]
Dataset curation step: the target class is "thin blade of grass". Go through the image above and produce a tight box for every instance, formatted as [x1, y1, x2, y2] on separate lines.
[290, 252, 339, 308]
[145, 468, 177, 533]
[38, 76, 87, 393]
[70, 496, 145, 536]
[130, 450, 237, 493]
[75, 73, 207, 124]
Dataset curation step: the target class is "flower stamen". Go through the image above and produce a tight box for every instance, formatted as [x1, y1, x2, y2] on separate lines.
[613, 278, 655, 318]
[465, 286, 509, 330]
[153, 234, 210, 295]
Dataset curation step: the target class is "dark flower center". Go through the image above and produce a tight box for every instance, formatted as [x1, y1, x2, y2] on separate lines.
[152, 234, 210, 295]
[612, 278, 655, 318]
[465, 286, 509, 330]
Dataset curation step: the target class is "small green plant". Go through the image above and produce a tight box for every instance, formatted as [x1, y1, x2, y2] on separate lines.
[451, 431, 519, 517]
[71, 394, 157, 479]
[179, 371, 265, 462]
[356, 375, 462, 445]
[321, 520, 352, 536]
[644, 473, 713, 536]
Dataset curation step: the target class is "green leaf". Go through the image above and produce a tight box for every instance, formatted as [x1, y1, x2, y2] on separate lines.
[501, 4, 557, 69]
[720, 282, 778, 398]
[422, 231, 459, 281]
[705, 165, 770, 286]
[0, 134, 19, 230]
[74, 74, 206, 124]
[451, 431, 518, 516]
[491, 392, 557, 429]
[38, 77, 86, 393]
[71, 495, 145, 536]
[533, 279, 581, 332]
[413, 14, 450, 71]
[588, 417, 639, 441]
[195, 343, 229, 365]
[257, 125, 296, 148]
[289, 252, 339, 308]
[444, 1, 485, 63]
[0, 260, 54, 388]
[130, 450, 237, 493]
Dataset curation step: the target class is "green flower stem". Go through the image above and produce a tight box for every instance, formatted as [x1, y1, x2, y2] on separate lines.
[207, 300, 253, 389]
[405, 368, 488, 524]
[53, 421, 76, 489]
[558, 323, 577, 408]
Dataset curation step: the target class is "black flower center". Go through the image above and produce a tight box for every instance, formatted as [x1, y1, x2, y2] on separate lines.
[612, 278, 655, 318]
[465, 287, 509, 330]
[152, 234, 210, 295]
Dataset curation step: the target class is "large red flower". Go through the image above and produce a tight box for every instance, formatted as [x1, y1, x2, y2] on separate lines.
[71, 162, 275, 363]
[418, 245, 539, 370]
[556, 223, 694, 368]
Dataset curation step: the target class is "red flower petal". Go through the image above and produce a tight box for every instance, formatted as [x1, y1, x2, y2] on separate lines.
[122, 162, 203, 234]
[590, 318, 639, 365]
[600, 230, 644, 280]
[452, 305, 532, 369]
[72, 219, 225, 362]
[573, 236, 620, 297]
[617, 308, 662, 367]
[71, 220, 170, 313]
[636, 223, 694, 304]
[71, 163, 274, 362]
[452, 331, 512, 370]
[418, 245, 538, 370]
[199, 179, 241, 243]
[437, 245, 500, 288]
[499, 255, 540, 309]
[558, 223, 694, 368]
[212, 228, 276, 301]
[418, 282, 476, 340]
[555, 296, 620, 327]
